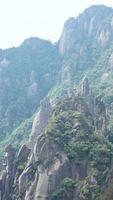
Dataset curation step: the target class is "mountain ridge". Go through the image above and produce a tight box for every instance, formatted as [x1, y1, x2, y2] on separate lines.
[0, 4, 113, 200]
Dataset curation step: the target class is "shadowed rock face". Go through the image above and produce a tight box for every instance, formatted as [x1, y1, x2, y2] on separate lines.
[0, 82, 109, 200]
[0, 71, 110, 200]
[0, 145, 16, 200]
[1, 5, 113, 200]
[81, 77, 90, 97]
[17, 145, 31, 163]
[18, 134, 89, 200]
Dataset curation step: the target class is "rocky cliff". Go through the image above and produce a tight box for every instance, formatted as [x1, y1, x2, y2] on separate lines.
[0, 79, 112, 200]
[0, 37, 61, 154]
[59, 5, 113, 55]
[1, 4, 113, 200]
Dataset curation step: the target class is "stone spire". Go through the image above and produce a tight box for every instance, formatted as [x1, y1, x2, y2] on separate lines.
[61, 65, 72, 86]
[95, 96, 107, 136]
[0, 145, 16, 200]
[28, 97, 52, 151]
[81, 76, 90, 97]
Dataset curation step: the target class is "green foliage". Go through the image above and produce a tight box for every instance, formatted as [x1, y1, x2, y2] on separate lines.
[1, 6, 113, 199]
[0, 37, 61, 141]
[0, 37, 61, 164]
[45, 96, 113, 199]
[2, 116, 33, 148]
[0, 116, 33, 168]
[79, 177, 100, 200]
[46, 97, 112, 170]
[101, 180, 113, 200]
[51, 178, 75, 200]
[46, 109, 93, 161]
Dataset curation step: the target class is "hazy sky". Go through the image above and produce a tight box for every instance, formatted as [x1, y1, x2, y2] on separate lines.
[0, 0, 113, 49]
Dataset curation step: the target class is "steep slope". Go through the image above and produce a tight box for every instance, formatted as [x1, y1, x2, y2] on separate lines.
[1, 5, 113, 156]
[59, 5, 113, 54]
[0, 37, 61, 136]
[0, 37, 61, 156]
[0, 79, 113, 200]
[1, 4, 113, 200]
[58, 5, 113, 105]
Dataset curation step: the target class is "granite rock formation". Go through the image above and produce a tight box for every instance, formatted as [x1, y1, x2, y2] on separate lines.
[28, 97, 52, 151]
[0, 78, 110, 200]
[59, 5, 113, 55]
[1, 5, 113, 200]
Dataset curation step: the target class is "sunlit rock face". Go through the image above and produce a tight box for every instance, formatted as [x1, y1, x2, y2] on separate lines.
[59, 5, 113, 55]
[0, 80, 110, 200]
[1, 5, 113, 200]
[28, 97, 52, 151]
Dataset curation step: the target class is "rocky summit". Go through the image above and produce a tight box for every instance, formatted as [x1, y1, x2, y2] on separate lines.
[1, 4, 113, 200]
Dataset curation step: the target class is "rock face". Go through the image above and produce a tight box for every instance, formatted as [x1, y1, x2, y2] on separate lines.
[61, 65, 72, 85]
[0, 37, 61, 154]
[0, 84, 110, 200]
[81, 77, 90, 96]
[0, 144, 31, 200]
[1, 5, 113, 200]
[95, 96, 107, 136]
[28, 97, 52, 151]
[0, 145, 16, 200]
[59, 5, 113, 55]
[81, 77, 107, 135]
[59, 18, 76, 55]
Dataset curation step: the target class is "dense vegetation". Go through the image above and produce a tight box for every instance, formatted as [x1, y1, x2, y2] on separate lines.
[0, 37, 61, 158]
[1, 5, 113, 157]
[1, 5, 113, 199]
[46, 96, 113, 199]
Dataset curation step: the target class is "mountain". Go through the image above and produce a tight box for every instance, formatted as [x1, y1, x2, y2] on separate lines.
[59, 5, 113, 54]
[0, 4, 113, 200]
[0, 37, 61, 159]
[57, 5, 113, 110]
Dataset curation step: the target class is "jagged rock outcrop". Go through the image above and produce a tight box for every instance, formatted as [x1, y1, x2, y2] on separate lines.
[28, 97, 52, 151]
[81, 77, 95, 116]
[81, 77, 107, 135]
[59, 18, 76, 55]
[81, 77, 90, 96]
[0, 77, 110, 200]
[1, 5, 113, 200]
[59, 5, 113, 55]
[0, 85, 110, 200]
[0, 144, 30, 200]
[0, 37, 61, 158]
[95, 96, 107, 136]
[17, 145, 31, 163]
[61, 65, 72, 85]
[0, 145, 16, 200]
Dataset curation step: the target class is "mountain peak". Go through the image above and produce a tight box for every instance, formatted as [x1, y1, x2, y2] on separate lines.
[81, 4, 113, 19]
[84, 4, 113, 12]
[59, 5, 113, 54]
[21, 37, 51, 49]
